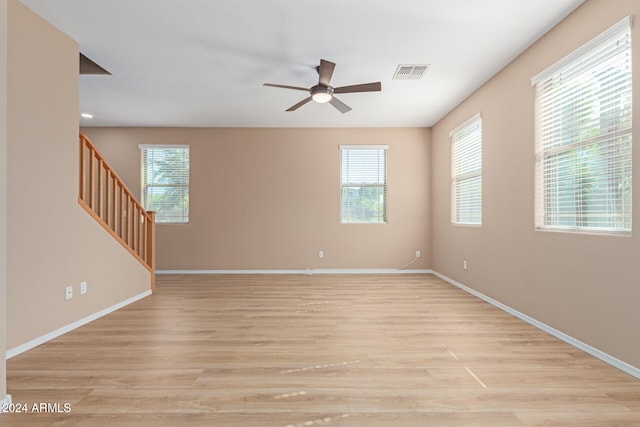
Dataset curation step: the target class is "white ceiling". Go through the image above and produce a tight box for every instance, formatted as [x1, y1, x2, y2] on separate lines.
[22, 0, 584, 128]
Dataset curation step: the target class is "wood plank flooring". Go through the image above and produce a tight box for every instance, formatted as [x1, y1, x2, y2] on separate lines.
[3, 274, 640, 426]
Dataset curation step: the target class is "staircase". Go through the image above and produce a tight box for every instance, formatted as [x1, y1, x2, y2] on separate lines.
[78, 133, 156, 291]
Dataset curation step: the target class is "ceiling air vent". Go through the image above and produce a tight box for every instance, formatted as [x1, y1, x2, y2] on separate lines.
[392, 64, 430, 80]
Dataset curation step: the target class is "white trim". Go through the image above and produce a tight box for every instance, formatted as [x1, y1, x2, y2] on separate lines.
[138, 144, 189, 149]
[531, 15, 632, 86]
[311, 269, 431, 275]
[157, 269, 432, 275]
[5, 290, 152, 359]
[339, 144, 389, 150]
[449, 112, 482, 138]
[432, 271, 640, 380]
[1, 394, 11, 407]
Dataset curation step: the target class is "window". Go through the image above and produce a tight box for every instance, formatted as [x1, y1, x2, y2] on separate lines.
[340, 145, 387, 223]
[140, 145, 190, 223]
[532, 16, 632, 233]
[451, 114, 482, 225]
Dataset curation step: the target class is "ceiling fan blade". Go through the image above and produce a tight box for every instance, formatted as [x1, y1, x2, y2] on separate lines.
[329, 96, 352, 114]
[263, 83, 310, 92]
[318, 59, 336, 86]
[286, 96, 313, 112]
[333, 82, 382, 94]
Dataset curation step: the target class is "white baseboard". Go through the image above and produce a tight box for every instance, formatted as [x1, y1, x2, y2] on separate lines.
[313, 269, 432, 275]
[157, 269, 433, 275]
[432, 271, 640, 380]
[6, 290, 152, 359]
[1, 394, 11, 407]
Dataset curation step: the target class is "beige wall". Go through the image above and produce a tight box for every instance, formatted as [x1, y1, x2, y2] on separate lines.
[0, 0, 7, 401]
[83, 127, 432, 271]
[6, 0, 151, 350]
[432, 0, 640, 369]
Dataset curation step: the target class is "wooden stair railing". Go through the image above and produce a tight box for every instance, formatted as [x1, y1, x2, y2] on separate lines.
[78, 133, 156, 292]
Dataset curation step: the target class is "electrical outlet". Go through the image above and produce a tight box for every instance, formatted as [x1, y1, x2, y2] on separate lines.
[65, 286, 73, 300]
[463, 260, 468, 270]
[319, 250, 324, 259]
[416, 250, 421, 258]
[80, 281, 87, 295]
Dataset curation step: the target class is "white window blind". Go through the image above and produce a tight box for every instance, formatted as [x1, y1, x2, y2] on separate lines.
[140, 145, 190, 224]
[451, 114, 482, 225]
[533, 16, 632, 233]
[340, 145, 387, 223]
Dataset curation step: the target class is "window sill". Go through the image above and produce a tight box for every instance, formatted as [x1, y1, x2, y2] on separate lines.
[535, 227, 630, 237]
[341, 221, 387, 225]
[452, 222, 481, 228]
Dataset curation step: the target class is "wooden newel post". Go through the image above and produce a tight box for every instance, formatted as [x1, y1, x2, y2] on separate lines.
[147, 211, 156, 292]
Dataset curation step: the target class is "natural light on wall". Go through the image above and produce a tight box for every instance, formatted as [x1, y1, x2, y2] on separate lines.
[532, 16, 632, 234]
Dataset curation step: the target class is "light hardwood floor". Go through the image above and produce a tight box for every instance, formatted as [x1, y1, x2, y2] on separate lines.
[3, 274, 640, 426]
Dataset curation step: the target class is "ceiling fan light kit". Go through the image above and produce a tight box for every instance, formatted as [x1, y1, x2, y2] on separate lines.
[264, 59, 382, 114]
[310, 85, 333, 103]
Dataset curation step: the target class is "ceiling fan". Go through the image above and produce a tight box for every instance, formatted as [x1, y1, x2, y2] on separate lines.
[263, 59, 382, 114]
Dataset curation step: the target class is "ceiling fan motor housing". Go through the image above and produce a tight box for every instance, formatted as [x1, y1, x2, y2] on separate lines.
[310, 84, 334, 103]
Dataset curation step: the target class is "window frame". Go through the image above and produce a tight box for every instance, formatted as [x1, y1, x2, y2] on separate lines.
[450, 113, 482, 226]
[139, 144, 190, 224]
[340, 144, 388, 224]
[532, 16, 632, 235]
